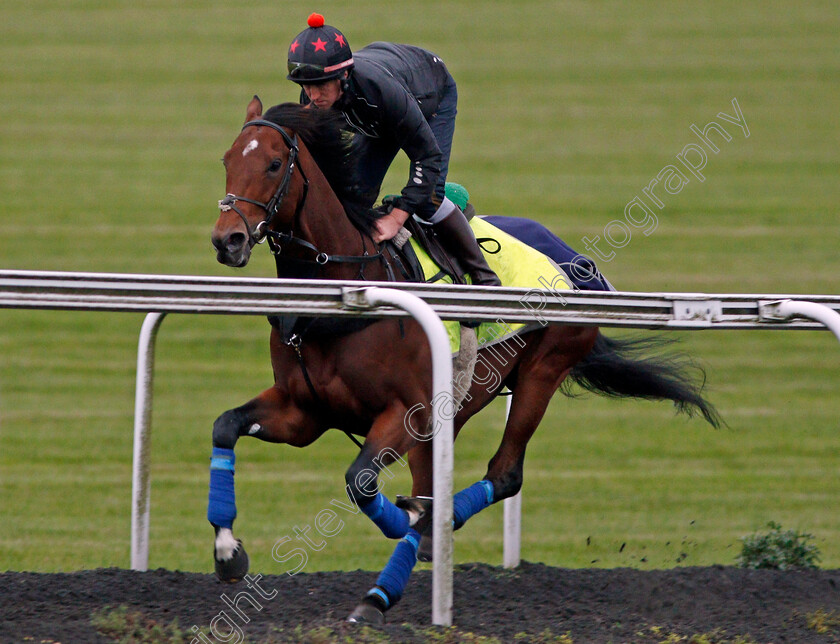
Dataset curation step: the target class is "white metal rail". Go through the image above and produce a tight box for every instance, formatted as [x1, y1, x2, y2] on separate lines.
[3, 269, 840, 627]
[3, 269, 840, 330]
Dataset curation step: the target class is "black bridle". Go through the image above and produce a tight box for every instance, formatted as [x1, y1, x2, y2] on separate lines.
[218, 118, 392, 448]
[218, 119, 308, 248]
[218, 119, 384, 268]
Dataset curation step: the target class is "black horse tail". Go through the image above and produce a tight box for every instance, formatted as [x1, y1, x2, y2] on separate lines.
[564, 332, 722, 428]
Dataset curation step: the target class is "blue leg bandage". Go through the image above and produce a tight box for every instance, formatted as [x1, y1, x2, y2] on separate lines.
[207, 447, 237, 529]
[453, 480, 494, 530]
[359, 492, 410, 539]
[369, 528, 421, 607]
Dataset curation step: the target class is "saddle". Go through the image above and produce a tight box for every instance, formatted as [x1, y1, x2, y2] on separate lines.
[387, 215, 466, 285]
[267, 213, 468, 343]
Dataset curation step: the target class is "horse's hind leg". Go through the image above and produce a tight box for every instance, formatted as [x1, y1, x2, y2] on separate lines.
[481, 383, 558, 503]
[482, 326, 597, 504]
[418, 369, 568, 554]
[443, 327, 598, 537]
[404, 439, 494, 561]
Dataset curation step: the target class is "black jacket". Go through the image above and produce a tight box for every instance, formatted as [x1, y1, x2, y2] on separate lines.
[301, 42, 453, 215]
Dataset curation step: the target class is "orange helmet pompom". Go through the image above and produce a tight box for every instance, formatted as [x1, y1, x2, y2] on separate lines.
[307, 13, 325, 28]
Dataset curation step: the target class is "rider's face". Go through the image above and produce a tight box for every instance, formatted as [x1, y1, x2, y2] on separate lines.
[302, 79, 343, 110]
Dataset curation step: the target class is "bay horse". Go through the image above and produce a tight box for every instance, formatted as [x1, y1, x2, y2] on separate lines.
[209, 97, 720, 624]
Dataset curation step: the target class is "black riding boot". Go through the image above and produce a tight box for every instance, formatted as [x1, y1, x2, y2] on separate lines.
[432, 206, 502, 287]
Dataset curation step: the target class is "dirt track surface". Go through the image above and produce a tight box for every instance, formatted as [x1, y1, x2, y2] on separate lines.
[1, 563, 839, 643]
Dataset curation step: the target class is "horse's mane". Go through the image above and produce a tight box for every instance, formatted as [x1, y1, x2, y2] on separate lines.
[262, 103, 379, 234]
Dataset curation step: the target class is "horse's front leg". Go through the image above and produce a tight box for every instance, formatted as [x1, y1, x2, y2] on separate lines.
[208, 385, 322, 582]
[343, 401, 423, 537]
[345, 402, 429, 624]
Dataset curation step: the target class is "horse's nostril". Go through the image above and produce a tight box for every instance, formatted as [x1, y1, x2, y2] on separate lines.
[226, 232, 247, 252]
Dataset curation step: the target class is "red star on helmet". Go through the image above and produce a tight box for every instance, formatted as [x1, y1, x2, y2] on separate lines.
[311, 37, 327, 52]
[290, 40, 299, 53]
[334, 33, 346, 47]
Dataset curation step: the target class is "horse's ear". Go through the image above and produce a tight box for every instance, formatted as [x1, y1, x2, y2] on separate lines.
[246, 95, 263, 122]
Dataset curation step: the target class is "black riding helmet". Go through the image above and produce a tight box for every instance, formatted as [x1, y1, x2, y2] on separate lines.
[287, 13, 354, 84]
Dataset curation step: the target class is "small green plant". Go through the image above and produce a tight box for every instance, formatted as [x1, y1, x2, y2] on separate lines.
[632, 626, 759, 643]
[90, 605, 191, 643]
[736, 521, 821, 570]
[514, 629, 574, 643]
[806, 608, 840, 635]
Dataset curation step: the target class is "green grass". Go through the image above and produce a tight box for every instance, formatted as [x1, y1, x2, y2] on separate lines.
[1, 0, 839, 575]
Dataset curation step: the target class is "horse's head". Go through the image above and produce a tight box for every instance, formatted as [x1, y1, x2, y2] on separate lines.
[212, 96, 305, 267]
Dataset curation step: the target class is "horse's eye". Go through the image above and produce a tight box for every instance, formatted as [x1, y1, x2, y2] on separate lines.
[268, 159, 283, 173]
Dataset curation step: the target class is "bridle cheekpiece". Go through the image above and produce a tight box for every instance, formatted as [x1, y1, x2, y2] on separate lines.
[218, 117, 383, 268]
[218, 119, 309, 248]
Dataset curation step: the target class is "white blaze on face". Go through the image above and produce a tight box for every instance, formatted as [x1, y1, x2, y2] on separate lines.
[242, 139, 259, 156]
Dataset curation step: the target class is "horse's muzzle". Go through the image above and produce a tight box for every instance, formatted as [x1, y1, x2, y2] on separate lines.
[212, 230, 251, 267]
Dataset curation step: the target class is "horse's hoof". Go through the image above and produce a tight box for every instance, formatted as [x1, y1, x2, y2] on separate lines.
[214, 539, 249, 583]
[346, 599, 385, 626]
[417, 532, 434, 562]
[396, 495, 433, 535]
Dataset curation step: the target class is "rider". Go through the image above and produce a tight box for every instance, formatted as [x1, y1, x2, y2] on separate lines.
[286, 13, 501, 288]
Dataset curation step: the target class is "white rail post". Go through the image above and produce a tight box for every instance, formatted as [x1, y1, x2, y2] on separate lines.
[343, 287, 454, 627]
[131, 312, 166, 571]
[502, 393, 522, 568]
